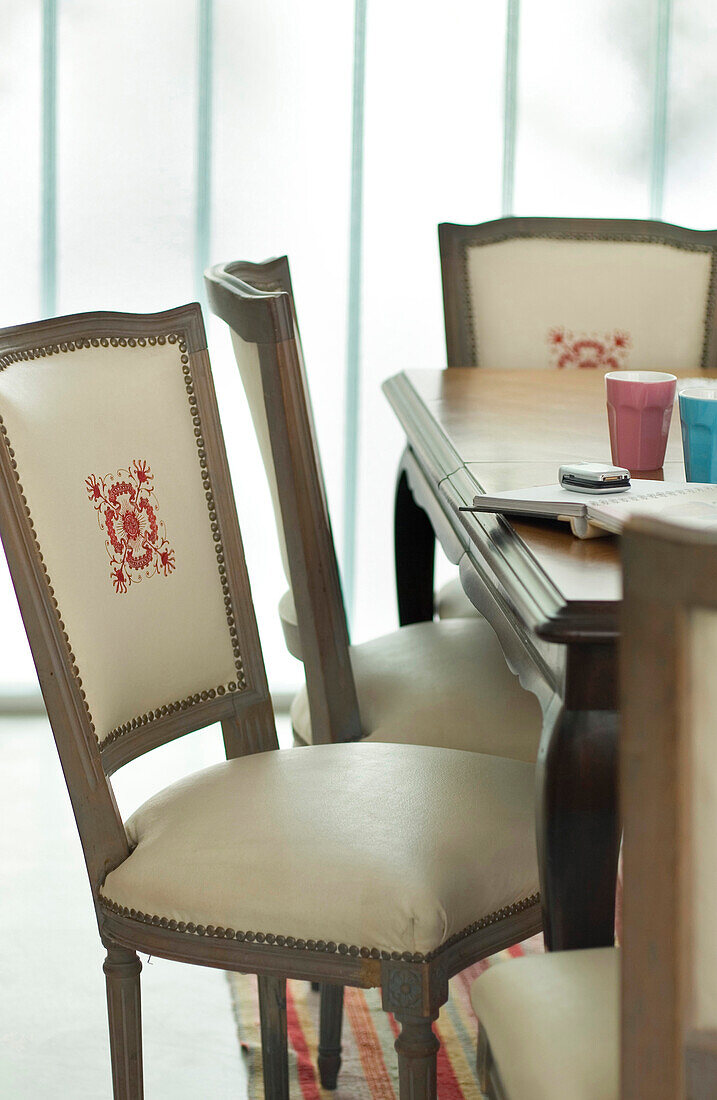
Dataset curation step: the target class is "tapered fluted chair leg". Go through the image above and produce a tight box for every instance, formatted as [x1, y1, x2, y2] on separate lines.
[318, 982, 344, 1089]
[103, 945, 144, 1100]
[258, 974, 289, 1100]
[395, 1012, 440, 1100]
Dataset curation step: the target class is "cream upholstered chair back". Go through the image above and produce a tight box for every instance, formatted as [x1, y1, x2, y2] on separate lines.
[440, 217, 717, 371]
[205, 258, 361, 745]
[622, 517, 717, 1099]
[0, 305, 275, 894]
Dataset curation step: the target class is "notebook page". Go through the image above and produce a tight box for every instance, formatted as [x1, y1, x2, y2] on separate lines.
[472, 480, 681, 518]
[588, 484, 717, 535]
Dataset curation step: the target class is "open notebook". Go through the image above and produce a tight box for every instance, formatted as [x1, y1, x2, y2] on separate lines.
[463, 480, 717, 539]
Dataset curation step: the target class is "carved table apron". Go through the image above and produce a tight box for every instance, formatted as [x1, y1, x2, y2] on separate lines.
[383, 366, 704, 951]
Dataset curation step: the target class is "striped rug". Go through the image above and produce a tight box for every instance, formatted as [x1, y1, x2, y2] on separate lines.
[227, 933, 543, 1099]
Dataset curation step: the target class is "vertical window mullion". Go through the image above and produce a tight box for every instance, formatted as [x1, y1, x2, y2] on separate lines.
[195, 0, 213, 302]
[41, 0, 58, 317]
[650, 0, 672, 220]
[342, 0, 368, 620]
[501, 0, 521, 217]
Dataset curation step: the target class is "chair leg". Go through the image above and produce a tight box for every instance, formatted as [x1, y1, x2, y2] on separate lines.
[103, 944, 144, 1100]
[394, 1011, 440, 1100]
[477, 1028, 505, 1100]
[318, 983, 344, 1089]
[258, 974, 289, 1100]
[477, 1025, 490, 1092]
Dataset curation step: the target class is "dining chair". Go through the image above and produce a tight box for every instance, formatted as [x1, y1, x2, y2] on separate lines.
[205, 257, 544, 1087]
[431, 214, 717, 620]
[0, 304, 542, 1100]
[470, 513, 717, 1100]
[204, 256, 543, 758]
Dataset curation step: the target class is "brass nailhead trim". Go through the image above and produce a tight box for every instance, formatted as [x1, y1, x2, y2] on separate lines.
[459, 231, 717, 369]
[0, 333, 246, 748]
[98, 892, 540, 964]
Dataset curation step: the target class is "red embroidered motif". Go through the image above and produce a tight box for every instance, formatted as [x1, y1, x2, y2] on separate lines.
[547, 328, 631, 370]
[86, 461, 176, 593]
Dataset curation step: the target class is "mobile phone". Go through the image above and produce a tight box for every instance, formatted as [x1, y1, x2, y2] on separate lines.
[558, 462, 631, 494]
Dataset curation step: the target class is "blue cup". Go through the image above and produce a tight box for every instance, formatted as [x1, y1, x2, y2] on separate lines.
[679, 386, 717, 482]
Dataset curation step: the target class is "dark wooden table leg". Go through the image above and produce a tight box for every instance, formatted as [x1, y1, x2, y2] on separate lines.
[394, 466, 435, 626]
[536, 700, 621, 950]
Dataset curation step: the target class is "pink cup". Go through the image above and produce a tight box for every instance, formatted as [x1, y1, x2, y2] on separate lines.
[605, 370, 677, 470]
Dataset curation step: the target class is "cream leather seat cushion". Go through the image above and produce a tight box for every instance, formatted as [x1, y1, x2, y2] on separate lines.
[291, 620, 542, 763]
[471, 947, 619, 1100]
[102, 742, 538, 958]
[278, 589, 302, 660]
[436, 578, 481, 620]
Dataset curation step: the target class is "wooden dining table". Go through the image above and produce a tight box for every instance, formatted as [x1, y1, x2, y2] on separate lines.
[383, 366, 710, 953]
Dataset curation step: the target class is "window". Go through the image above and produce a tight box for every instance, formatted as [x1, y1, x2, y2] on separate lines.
[0, 0, 714, 700]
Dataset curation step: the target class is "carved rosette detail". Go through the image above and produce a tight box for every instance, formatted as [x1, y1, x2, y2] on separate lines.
[386, 966, 423, 1012]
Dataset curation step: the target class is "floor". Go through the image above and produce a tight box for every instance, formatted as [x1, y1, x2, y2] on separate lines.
[0, 713, 293, 1098]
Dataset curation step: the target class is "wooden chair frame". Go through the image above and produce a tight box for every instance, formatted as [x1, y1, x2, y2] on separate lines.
[439, 216, 717, 368]
[0, 305, 276, 1092]
[205, 256, 361, 749]
[473, 517, 717, 1100]
[205, 259, 543, 1095]
[0, 302, 541, 1099]
[621, 517, 717, 1099]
